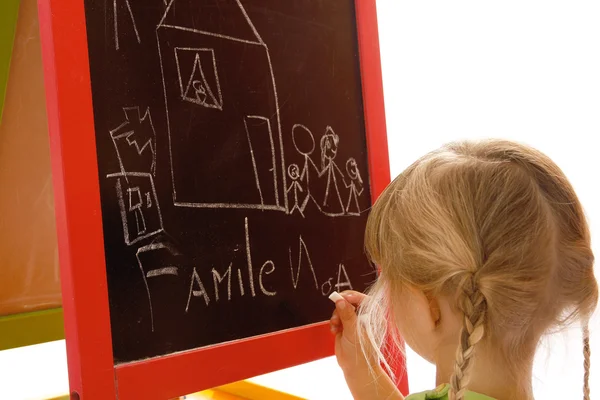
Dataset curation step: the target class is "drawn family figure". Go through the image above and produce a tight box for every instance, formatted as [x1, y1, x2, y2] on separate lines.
[286, 164, 305, 216]
[344, 158, 364, 216]
[318, 127, 346, 215]
[290, 123, 365, 217]
[292, 124, 320, 213]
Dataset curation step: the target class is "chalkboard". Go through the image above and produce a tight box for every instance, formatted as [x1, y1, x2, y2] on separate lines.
[83, 0, 373, 364]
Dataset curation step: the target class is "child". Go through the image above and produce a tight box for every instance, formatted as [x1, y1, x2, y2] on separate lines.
[330, 139, 598, 400]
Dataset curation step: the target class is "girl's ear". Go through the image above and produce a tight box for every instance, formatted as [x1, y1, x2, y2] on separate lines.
[426, 293, 442, 327]
[395, 285, 439, 363]
[404, 285, 438, 333]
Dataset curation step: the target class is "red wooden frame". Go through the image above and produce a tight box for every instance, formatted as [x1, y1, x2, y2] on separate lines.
[38, 0, 407, 398]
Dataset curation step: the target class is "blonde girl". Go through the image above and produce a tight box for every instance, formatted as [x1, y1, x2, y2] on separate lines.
[330, 139, 597, 400]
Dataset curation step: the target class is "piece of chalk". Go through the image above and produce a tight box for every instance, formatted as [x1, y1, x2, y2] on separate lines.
[329, 291, 344, 303]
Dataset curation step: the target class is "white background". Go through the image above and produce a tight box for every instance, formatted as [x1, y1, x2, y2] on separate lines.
[1, 1, 599, 399]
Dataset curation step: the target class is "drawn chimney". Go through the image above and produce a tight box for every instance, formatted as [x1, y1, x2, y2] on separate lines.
[110, 106, 157, 176]
[157, 0, 287, 212]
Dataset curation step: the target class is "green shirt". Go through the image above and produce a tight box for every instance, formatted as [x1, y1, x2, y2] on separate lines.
[407, 384, 496, 400]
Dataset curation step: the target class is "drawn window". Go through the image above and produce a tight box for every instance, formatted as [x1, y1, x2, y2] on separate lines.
[128, 187, 143, 211]
[174, 48, 223, 110]
[126, 186, 146, 235]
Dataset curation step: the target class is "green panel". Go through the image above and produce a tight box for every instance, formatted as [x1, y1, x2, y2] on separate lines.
[0, 308, 65, 351]
[0, 0, 21, 124]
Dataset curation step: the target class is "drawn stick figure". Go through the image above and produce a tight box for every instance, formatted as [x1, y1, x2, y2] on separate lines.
[344, 157, 364, 216]
[292, 124, 319, 213]
[286, 164, 305, 217]
[319, 127, 345, 214]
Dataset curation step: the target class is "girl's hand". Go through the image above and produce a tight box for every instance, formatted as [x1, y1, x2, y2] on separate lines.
[329, 290, 405, 400]
[329, 290, 370, 372]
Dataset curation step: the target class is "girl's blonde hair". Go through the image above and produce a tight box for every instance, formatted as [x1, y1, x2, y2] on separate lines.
[360, 139, 598, 400]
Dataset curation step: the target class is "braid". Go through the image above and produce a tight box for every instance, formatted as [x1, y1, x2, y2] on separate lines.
[583, 324, 591, 400]
[450, 276, 487, 400]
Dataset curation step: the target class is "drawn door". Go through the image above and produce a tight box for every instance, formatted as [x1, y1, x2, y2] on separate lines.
[243, 115, 278, 207]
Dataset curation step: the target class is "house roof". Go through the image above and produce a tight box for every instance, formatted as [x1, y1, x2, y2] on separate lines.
[159, 0, 264, 45]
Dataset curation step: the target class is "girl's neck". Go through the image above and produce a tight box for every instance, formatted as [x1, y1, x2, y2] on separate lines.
[435, 342, 534, 400]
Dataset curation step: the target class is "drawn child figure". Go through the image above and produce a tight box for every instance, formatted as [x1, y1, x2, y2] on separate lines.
[344, 157, 364, 216]
[329, 140, 598, 400]
[192, 80, 207, 105]
[318, 126, 346, 215]
[286, 164, 305, 216]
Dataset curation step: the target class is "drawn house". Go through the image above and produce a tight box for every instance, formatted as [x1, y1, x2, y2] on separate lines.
[157, 0, 286, 211]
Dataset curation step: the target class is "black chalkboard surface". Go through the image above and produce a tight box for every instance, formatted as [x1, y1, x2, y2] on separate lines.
[84, 0, 373, 364]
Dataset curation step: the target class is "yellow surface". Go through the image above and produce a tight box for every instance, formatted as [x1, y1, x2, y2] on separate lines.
[41, 381, 304, 400]
[184, 389, 247, 400]
[218, 381, 305, 400]
[0, 308, 64, 350]
[183, 381, 307, 400]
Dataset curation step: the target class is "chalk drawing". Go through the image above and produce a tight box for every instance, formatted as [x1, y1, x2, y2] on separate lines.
[157, 0, 287, 212]
[136, 242, 179, 332]
[127, 186, 146, 235]
[243, 115, 280, 209]
[110, 106, 157, 176]
[318, 126, 346, 215]
[146, 267, 178, 278]
[113, 0, 141, 50]
[154, 2, 367, 217]
[286, 164, 305, 217]
[291, 124, 366, 218]
[174, 48, 223, 109]
[108, 172, 164, 246]
[344, 157, 364, 216]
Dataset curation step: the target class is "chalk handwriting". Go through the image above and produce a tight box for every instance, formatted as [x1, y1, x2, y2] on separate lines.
[335, 263, 353, 292]
[143, 217, 356, 327]
[212, 263, 232, 302]
[289, 236, 319, 290]
[259, 261, 277, 296]
[186, 267, 210, 311]
[321, 278, 333, 296]
[237, 268, 245, 297]
[245, 217, 257, 297]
